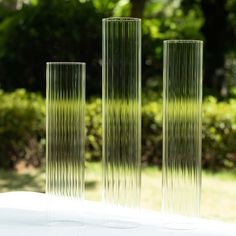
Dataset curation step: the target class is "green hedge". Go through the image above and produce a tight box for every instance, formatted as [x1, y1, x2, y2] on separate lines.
[0, 89, 236, 170]
[0, 89, 45, 168]
[142, 97, 236, 170]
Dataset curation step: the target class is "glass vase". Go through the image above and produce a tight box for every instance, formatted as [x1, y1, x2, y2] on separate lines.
[162, 40, 203, 217]
[46, 62, 86, 200]
[102, 17, 142, 208]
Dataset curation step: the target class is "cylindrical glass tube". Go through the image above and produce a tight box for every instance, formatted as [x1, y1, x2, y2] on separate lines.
[102, 17, 141, 208]
[46, 62, 86, 199]
[162, 40, 203, 216]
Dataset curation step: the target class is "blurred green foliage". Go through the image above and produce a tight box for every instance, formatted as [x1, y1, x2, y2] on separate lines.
[86, 98, 102, 161]
[203, 96, 236, 169]
[0, 0, 235, 170]
[0, 0, 107, 95]
[1, 89, 235, 170]
[0, 0, 235, 97]
[0, 89, 45, 168]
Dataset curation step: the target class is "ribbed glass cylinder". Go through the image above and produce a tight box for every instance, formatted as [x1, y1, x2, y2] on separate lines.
[162, 40, 203, 216]
[102, 17, 141, 207]
[46, 62, 86, 199]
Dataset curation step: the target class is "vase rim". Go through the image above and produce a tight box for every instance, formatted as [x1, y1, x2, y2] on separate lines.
[164, 40, 203, 44]
[46, 62, 86, 65]
[103, 17, 141, 22]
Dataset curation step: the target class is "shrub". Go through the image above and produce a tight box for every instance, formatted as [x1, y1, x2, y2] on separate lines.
[142, 101, 162, 166]
[0, 89, 45, 168]
[141, 97, 236, 170]
[85, 98, 102, 161]
[202, 96, 236, 170]
[1, 90, 236, 170]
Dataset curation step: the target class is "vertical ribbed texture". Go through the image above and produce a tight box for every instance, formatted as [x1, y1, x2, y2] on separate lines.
[102, 18, 141, 207]
[162, 40, 203, 216]
[46, 62, 86, 199]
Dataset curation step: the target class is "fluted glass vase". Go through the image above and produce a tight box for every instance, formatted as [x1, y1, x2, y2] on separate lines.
[102, 17, 141, 208]
[46, 62, 86, 200]
[162, 40, 203, 217]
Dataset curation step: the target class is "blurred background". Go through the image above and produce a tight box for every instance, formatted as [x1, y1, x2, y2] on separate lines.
[0, 0, 236, 223]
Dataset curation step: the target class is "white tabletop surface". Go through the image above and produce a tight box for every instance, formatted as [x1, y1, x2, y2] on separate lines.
[0, 191, 235, 236]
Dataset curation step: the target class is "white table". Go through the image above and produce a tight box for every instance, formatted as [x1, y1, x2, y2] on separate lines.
[0, 192, 235, 236]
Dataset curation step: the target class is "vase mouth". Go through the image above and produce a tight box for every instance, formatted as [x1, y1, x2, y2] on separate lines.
[46, 62, 86, 65]
[103, 17, 141, 22]
[164, 40, 203, 44]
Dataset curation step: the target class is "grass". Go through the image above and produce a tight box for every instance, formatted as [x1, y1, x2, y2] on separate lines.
[0, 162, 236, 224]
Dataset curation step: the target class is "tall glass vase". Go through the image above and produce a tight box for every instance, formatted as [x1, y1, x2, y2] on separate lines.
[162, 40, 203, 217]
[102, 17, 141, 208]
[46, 62, 86, 199]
